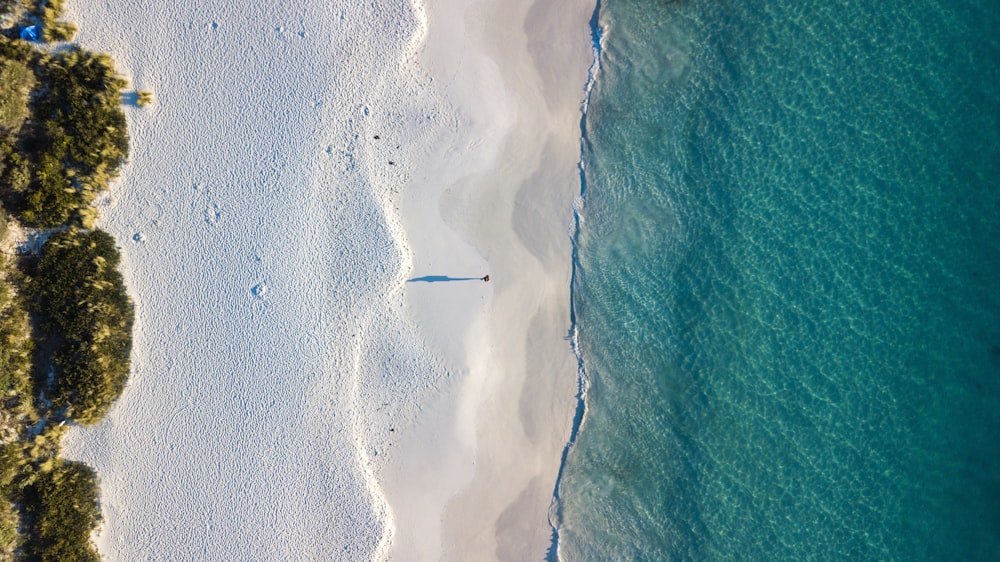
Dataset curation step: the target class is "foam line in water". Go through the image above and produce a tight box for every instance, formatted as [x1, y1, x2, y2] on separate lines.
[545, 1, 604, 559]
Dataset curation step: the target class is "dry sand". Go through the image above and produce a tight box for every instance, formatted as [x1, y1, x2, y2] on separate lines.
[384, 0, 596, 559]
[61, 0, 595, 559]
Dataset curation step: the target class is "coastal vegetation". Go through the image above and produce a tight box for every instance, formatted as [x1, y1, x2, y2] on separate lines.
[0, 253, 31, 401]
[21, 459, 101, 562]
[0, 7, 134, 559]
[135, 90, 153, 108]
[0, 250, 32, 561]
[0, 56, 32, 133]
[36, 0, 76, 43]
[1, 47, 128, 227]
[32, 229, 133, 425]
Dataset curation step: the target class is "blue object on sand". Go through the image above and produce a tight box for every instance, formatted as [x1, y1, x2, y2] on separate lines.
[20, 25, 39, 41]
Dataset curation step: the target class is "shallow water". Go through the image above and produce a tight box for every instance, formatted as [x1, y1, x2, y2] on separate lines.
[559, 0, 1000, 559]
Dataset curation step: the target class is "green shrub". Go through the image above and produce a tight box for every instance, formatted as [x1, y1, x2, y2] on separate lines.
[22, 460, 101, 562]
[0, 138, 10, 178]
[0, 498, 15, 561]
[13, 47, 128, 226]
[38, 0, 77, 43]
[0, 442, 21, 493]
[21, 137, 76, 226]
[0, 253, 32, 400]
[136, 90, 154, 107]
[42, 21, 76, 43]
[0, 36, 37, 64]
[0, 57, 33, 134]
[33, 229, 133, 424]
[0, 442, 20, 560]
[1, 151, 29, 192]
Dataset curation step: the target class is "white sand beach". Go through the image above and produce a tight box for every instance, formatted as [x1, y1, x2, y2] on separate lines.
[61, 0, 594, 559]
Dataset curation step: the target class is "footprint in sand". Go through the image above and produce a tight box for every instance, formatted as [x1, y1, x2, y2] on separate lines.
[251, 281, 268, 299]
[326, 146, 356, 172]
[203, 202, 221, 226]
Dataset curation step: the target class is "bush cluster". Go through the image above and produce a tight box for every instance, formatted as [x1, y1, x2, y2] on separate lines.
[12, 47, 128, 226]
[0, 23, 133, 559]
[22, 460, 101, 562]
[0, 213, 35, 560]
[35, 0, 76, 43]
[0, 57, 33, 134]
[0, 251, 32, 403]
[33, 229, 133, 425]
[0, 43, 34, 211]
[0, 200, 27, 561]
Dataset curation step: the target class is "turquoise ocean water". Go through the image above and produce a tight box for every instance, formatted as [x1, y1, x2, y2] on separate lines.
[556, 0, 1000, 559]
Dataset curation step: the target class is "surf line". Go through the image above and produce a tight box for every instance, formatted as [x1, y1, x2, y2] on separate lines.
[546, 1, 603, 559]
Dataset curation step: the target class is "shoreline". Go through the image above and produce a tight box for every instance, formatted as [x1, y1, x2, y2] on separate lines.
[547, 1, 604, 554]
[374, 0, 596, 558]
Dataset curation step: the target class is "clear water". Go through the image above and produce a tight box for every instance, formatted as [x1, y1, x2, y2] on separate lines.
[558, 0, 1000, 559]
